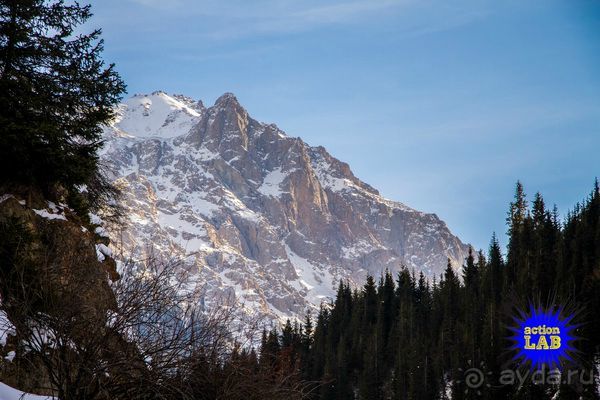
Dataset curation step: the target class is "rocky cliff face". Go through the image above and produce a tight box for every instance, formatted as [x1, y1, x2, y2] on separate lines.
[101, 91, 469, 321]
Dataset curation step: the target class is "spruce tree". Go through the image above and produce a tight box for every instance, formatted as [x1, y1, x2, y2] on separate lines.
[0, 0, 125, 212]
[506, 181, 529, 292]
[462, 246, 479, 292]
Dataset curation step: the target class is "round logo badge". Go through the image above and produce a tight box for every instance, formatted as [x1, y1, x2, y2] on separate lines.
[508, 304, 579, 371]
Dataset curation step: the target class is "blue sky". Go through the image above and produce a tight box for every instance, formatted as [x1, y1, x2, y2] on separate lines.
[88, 0, 600, 251]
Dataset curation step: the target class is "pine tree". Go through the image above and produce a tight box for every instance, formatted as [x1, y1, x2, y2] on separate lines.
[486, 233, 504, 304]
[507, 181, 528, 231]
[506, 181, 529, 292]
[462, 246, 479, 293]
[377, 270, 395, 363]
[363, 275, 378, 326]
[281, 319, 294, 348]
[300, 312, 314, 380]
[0, 0, 125, 212]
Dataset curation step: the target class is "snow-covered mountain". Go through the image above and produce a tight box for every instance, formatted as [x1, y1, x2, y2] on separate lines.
[101, 91, 469, 322]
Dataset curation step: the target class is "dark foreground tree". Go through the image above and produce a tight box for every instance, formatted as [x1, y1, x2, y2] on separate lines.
[0, 0, 125, 212]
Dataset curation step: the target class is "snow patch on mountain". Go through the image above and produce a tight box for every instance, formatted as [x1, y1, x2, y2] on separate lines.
[285, 244, 336, 304]
[258, 168, 287, 197]
[110, 91, 203, 138]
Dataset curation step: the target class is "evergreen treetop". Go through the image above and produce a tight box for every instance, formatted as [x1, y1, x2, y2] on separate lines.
[0, 0, 125, 213]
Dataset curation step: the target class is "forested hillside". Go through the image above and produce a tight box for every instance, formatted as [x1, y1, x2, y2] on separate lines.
[251, 182, 600, 400]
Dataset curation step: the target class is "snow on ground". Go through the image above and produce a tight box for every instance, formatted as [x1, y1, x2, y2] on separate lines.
[32, 209, 66, 221]
[595, 355, 600, 397]
[311, 158, 359, 194]
[341, 240, 379, 259]
[0, 194, 25, 206]
[0, 310, 15, 346]
[285, 245, 335, 304]
[0, 382, 54, 400]
[95, 244, 112, 262]
[0, 194, 14, 204]
[32, 201, 68, 221]
[257, 167, 287, 197]
[169, 189, 220, 218]
[1, 303, 53, 398]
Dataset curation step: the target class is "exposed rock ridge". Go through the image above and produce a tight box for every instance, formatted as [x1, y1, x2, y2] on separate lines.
[100, 92, 470, 322]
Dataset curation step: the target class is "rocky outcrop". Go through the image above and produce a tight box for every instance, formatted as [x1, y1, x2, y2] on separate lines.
[101, 91, 470, 323]
[0, 193, 117, 317]
[0, 191, 119, 393]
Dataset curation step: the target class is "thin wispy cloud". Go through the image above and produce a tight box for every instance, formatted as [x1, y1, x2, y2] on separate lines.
[201, 0, 413, 39]
[128, 0, 183, 10]
[290, 0, 411, 24]
[120, 0, 419, 39]
[397, 7, 490, 38]
[218, 0, 489, 39]
[114, 0, 489, 43]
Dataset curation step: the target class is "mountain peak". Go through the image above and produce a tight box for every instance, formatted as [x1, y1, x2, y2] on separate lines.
[214, 92, 241, 109]
[102, 90, 470, 324]
[111, 91, 202, 138]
